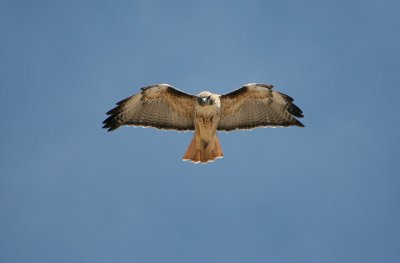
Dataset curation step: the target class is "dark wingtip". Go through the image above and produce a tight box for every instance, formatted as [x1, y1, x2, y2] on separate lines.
[106, 107, 120, 115]
[295, 120, 305, 127]
[103, 125, 119, 132]
[286, 100, 304, 118]
[102, 105, 122, 132]
[102, 119, 120, 132]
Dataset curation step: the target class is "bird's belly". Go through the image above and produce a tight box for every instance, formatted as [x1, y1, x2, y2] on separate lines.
[195, 115, 220, 140]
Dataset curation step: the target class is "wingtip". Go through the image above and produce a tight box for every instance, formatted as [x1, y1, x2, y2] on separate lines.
[102, 124, 119, 132]
[102, 116, 120, 131]
[296, 120, 305, 127]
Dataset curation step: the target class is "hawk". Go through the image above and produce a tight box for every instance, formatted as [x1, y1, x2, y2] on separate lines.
[103, 83, 304, 163]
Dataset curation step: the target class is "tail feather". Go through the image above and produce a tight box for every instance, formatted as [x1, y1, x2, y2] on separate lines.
[183, 134, 223, 163]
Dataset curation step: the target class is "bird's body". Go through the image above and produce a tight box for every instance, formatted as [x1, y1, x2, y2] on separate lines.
[103, 83, 304, 163]
[184, 92, 223, 162]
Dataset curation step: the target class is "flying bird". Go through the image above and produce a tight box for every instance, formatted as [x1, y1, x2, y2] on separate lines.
[103, 83, 304, 163]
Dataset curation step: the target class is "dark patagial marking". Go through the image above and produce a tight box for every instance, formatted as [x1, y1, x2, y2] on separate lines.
[220, 84, 274, 99]
[141, 85, 195, 100]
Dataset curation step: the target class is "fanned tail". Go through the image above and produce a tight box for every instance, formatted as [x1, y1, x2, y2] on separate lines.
[182, 134, 223, 163]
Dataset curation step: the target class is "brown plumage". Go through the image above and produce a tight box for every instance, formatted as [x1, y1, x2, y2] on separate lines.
[103, 83, 304, 163]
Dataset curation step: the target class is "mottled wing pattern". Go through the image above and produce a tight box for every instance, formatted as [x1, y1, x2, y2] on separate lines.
[103, 84, 196, 131]
[218, 83, 304, 131]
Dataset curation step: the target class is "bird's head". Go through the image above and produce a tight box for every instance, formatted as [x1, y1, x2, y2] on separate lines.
[197, 91, 217, 106]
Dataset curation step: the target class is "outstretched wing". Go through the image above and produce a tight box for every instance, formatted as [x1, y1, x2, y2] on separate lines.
[218, 83, 304, 131]
[103, 84, 196, 131]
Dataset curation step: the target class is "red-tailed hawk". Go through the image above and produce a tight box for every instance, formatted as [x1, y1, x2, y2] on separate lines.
[103, 83, 304, 163]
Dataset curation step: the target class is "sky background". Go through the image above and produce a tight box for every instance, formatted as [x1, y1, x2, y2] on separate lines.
[1, 0, 400, 262]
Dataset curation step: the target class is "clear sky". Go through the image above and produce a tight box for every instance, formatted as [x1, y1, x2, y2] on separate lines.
[1, 0, 399, 262]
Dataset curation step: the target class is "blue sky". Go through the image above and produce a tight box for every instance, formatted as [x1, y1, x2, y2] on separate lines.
[1, 0, 399, 262]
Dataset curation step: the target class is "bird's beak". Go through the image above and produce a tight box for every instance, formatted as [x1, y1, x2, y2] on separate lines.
[198, 97, 207, 105]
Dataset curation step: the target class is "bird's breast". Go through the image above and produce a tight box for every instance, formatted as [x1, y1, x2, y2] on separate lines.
[194, 104, 221, 122]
